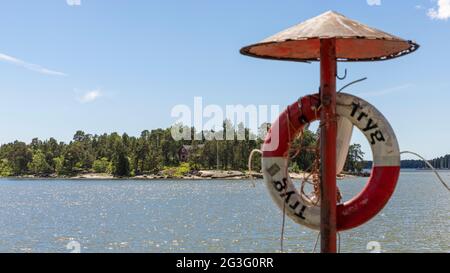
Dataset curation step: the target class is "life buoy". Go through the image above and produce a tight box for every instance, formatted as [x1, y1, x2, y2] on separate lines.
[262, 93, 400, 231]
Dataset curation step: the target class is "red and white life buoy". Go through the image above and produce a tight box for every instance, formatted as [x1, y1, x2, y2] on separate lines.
[262, 93, 400, 231]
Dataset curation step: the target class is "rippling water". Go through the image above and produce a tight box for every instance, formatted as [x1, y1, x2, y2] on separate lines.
[0, 170, 448, 253]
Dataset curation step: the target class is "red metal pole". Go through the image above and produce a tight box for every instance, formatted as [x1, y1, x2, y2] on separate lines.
[320, 38, 337, 253]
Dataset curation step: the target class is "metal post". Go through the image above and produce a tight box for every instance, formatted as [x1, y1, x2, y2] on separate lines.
[319, 38, 337, 253]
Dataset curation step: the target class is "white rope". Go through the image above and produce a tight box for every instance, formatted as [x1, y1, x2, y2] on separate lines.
[401, 151, 450, 192]
[248, 147, 287, 252]
[249, 148, 449, 253]
[280, 194, 286, 253]
[310, 232, 340, 253]
[311, 232, 320, 253]
[248, 149, 262, 187]
[249, 144, 450, 253]
[337, 232, 341, 253]
[310, 151, 448, 254]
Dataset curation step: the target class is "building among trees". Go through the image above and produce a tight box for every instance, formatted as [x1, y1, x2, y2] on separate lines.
[178, 145, 205, 162]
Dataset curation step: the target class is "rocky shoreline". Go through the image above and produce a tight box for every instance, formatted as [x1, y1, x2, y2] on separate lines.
[5, 170, 361, 180]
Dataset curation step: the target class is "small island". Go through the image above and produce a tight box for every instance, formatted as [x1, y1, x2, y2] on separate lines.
[1, 126, 447, 180]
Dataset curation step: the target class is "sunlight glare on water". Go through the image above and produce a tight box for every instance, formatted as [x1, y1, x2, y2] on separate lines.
[0, 170, 448, 253]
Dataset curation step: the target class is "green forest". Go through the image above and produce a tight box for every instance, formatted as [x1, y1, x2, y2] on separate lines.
[0, 122, 357, 178]
[364, 155, 450, 169]
[0, 123, 326, 177]
[1, 122, 443, 178]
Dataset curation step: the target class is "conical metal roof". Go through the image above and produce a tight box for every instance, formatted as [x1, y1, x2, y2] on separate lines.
[240, 11, 419, 62]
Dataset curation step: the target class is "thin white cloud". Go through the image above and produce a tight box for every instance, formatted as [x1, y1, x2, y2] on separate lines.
[78, 89, 103, 103]
[367, 0, 381, 6]
[66, 0, 81, 6]
[0, 53, 66, 76]
[428, 0, 450, 20]
[356, 84, 413, 98]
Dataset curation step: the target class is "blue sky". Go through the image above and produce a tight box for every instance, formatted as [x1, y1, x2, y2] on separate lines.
[0, 0, 449, 160]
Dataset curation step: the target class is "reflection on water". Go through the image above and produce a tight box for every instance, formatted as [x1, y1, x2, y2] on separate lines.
[0, 170, 448, 253]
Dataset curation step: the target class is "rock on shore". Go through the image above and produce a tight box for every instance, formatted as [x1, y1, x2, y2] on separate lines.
[10, 170, 358, 180]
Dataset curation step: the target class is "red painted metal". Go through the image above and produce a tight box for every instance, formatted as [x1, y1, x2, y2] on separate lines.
[240, 10, 418, 254]
[320, 39, 337, 253]
[240, 11, 419, 62]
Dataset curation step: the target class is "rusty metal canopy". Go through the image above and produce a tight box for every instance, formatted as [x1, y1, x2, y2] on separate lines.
[240, 11, 419, 62]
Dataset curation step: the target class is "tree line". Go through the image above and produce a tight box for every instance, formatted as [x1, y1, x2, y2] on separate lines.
[428, 155, 450, 169]
[0, 122, 367, 178]
[364, 154, 450, 170]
